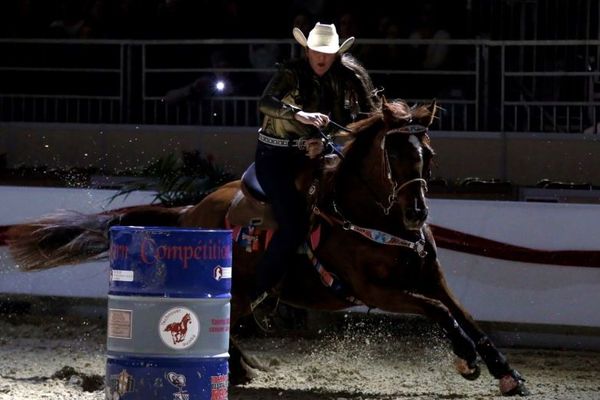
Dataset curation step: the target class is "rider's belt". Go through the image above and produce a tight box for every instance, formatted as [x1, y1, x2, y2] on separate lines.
[258, 133, 306, 149]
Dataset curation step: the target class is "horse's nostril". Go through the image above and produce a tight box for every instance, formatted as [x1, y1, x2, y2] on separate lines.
[406, 207, 428, 221]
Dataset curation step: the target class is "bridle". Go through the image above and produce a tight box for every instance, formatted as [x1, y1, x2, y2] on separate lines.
[316, 120, 430, 217]
[310, 121, 431, 258]
[377, 123, 429, 215]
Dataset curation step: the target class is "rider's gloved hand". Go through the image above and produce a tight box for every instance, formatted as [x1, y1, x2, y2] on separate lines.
[294, 111, 330, 128]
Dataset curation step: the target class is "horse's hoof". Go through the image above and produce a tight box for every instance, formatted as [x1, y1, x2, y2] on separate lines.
[229, 358, 260, 386]
[454, 358, 481, 381]
[243, 354, 271, 373]
[500, 369, 530, 396]
[229, 372, 252, 386]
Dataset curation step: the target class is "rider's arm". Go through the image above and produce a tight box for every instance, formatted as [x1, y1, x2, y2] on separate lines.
[259, 66, 328, 128]
[258, 67, 301, 120]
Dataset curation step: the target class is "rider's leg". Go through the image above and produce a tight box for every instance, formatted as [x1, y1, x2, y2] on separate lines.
[251, 143, 308, 310]
[254, 187, 308, 297]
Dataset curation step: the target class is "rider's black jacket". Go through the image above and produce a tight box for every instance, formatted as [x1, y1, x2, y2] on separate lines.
[258, 54, 377, 139]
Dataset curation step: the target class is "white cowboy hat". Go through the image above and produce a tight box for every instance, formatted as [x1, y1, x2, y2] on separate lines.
[293, 22, 355, 54]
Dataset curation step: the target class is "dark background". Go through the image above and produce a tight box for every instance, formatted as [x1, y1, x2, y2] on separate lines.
[0, 0, 597, 40]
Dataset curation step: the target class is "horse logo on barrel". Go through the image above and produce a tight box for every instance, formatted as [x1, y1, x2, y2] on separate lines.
[159, 307, 199, 349]
[165, 313, 191, 344]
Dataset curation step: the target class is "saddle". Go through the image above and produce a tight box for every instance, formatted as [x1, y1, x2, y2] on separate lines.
[225, 162, 278, 229]
[227, 154, 340, 230]
[226, 161, 360, 306]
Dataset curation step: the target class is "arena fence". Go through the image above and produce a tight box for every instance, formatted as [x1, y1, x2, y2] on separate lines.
[1, 38, 599, 133]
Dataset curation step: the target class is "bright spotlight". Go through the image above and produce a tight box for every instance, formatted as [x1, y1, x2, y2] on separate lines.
[215, 81, 225, 92]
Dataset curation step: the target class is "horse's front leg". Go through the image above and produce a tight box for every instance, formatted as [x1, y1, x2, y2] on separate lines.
[425, 259, 530, 396]
[360, 288, 479, 380]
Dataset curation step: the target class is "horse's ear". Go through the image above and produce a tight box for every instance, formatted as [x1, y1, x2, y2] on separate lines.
[425, 99, 438, 127]
[382, 98, 395, 127]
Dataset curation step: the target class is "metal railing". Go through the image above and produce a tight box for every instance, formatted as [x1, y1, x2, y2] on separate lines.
[0, 39, 126, 123]
[496, 40, 600, 133]
[1, 38, 600, 133]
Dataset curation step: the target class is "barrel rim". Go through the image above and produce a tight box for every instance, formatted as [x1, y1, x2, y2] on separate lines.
[109, 226, 232, 234]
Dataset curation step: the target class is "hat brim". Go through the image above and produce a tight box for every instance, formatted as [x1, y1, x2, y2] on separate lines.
[292, 27, 355, 54]
[292, 27, 308, 47]
[337, 37, 355, 54]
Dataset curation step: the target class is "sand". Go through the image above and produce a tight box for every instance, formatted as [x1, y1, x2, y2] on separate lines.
[0, 302, 599, 400]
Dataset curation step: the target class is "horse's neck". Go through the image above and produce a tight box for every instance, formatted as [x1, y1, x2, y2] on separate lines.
[326, 141, 412, 237]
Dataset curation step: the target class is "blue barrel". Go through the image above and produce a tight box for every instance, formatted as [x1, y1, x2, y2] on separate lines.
[105, 226, 232, 400]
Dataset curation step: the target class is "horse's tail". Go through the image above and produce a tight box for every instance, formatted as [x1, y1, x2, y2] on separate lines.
[4, 204, 186, 271]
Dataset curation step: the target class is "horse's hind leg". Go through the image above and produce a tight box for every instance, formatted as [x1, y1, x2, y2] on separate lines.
[426, 261, 530, 396]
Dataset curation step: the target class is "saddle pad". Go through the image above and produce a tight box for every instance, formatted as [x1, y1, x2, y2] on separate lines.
[226, 190, 278, 229]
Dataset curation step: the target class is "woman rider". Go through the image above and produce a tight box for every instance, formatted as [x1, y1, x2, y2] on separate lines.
[251, 22, 379, 330]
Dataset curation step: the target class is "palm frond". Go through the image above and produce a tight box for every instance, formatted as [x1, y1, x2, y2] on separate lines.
[110, 150, 235, 207]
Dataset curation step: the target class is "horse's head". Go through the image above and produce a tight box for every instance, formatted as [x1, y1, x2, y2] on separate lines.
[340, 98, 437, 231]
[379, 98, 436, 230]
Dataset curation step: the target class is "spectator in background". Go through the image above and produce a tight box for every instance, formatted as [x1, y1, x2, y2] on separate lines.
[249, 42, 281, 94]
[2, 0, 45, 38]
[163, 49, 237, 106]
[208, 0, 246, 38]
[107, 0, 150, 38]
[207, 49, 237, 95]
[408, 1, 451, 70]
[376, 15, 392, 38]
[377, 17, 403, 69]
[336, 9, 370, 65]
[155, 0, 186, 38]
[407, 1, 460, 100]
[79, 0, 108, 38]
[291, 9, 313, 37]
[338, 10, 359, 40]
[47, 0, 86, 38]
[367, 16, 404, 95]
[291, 0, 325, 20]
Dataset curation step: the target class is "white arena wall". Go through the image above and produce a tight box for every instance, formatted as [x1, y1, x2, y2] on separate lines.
[0, 186, 599, 330]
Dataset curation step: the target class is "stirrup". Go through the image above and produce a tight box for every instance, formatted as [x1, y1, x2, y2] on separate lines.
[250, 292, 279, 333]
[250, 291, 269, 311]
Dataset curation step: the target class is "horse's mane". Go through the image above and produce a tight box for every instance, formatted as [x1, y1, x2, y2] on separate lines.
[341, 99, 413, 156]
[320, 99, 436, 191]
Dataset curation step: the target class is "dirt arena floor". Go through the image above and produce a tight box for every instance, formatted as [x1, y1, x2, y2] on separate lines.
[0, 300, 599, 400]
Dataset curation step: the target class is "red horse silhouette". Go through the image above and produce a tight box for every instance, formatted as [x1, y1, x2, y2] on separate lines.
[164, 313, 192, 344]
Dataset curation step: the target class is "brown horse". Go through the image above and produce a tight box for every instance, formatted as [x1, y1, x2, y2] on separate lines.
[5, 99, 529, 396]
